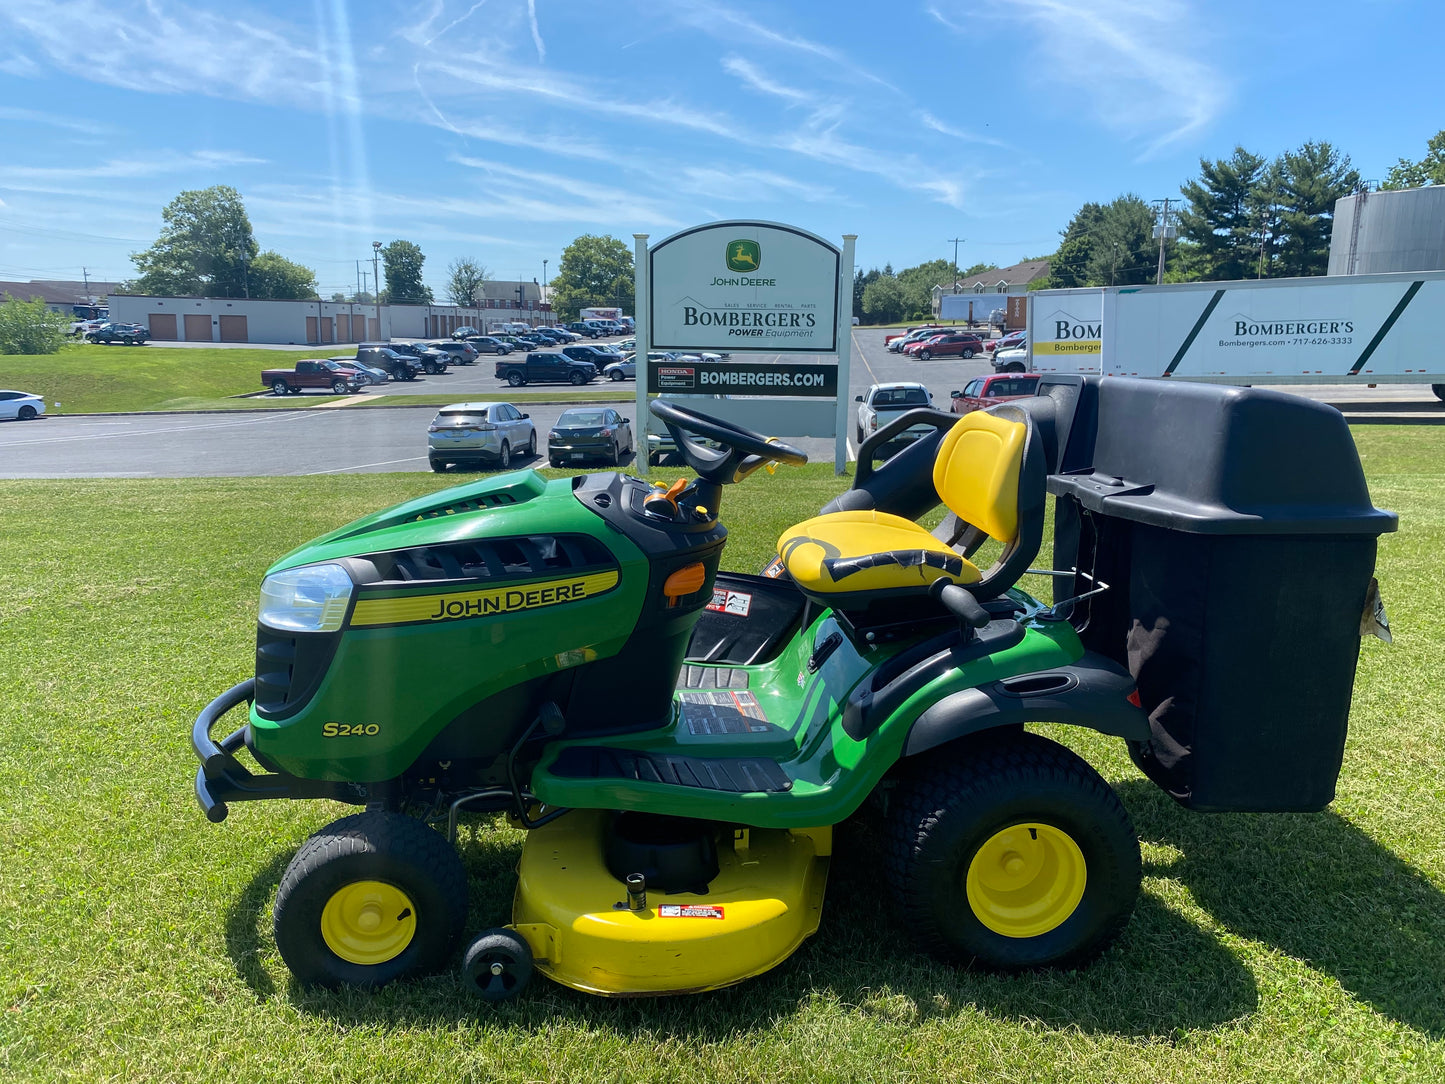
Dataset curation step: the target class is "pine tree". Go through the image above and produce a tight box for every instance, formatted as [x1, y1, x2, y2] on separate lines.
[1177, 147, 1268, 281]
[1274, 142, 1359, 277]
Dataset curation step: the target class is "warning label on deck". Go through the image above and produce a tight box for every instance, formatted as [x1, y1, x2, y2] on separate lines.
[705, 587, 753, 617]
[679, 690, 770, 735]
[659, 904, 725, 919]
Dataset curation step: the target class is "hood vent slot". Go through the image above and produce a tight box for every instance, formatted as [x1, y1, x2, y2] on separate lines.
[409, 492, 516, 521]
[367, 533, 615, 584]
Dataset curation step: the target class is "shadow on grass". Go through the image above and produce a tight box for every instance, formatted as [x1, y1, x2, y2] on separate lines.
[232, 812, 1258, 1040]
[1117, 778, 1445, 1038]
[224, 850, 293, 1001]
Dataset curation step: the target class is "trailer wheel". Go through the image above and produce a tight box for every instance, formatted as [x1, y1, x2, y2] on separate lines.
[1433, 384, 1445, 403]
[885, 731, 1139, 971]
[273, 811, 467, 989]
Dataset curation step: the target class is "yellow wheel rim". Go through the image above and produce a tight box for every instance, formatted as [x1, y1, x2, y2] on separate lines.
[966, 823, 1087, 939]
[320, 881, 417, 966]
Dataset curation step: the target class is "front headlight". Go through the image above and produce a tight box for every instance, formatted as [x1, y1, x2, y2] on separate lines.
[258, 563, 354, 632]
[549, 429, 560, 439]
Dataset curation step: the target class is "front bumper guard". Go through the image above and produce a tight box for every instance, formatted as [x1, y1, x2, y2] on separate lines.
[191, 679, 342, 823]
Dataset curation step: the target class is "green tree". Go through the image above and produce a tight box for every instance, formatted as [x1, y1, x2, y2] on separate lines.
[1177, 147, 1269, 281]
[861, 275, 906, 324]
[1044, 202, 1105, 288]
[550, 234, 634, 322]
[896, 258, 955, 319]
[960, 262, 995, 278]
[247, 251, 318, 299]
[445, 257, 490, 307]
[1088, 195, 1156, 285]
[853, 267, 881, 321]
[0, 294, 70, 354]
[131, 185, 257, 297]
[1275, 141, 1359, 277]
[1383, 130, 1445, 189]
[380, 240, 433, 304]
[329, 292, 347, 302]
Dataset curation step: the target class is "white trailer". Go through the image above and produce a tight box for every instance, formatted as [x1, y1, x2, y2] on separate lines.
[579, 307, 623, 323]
[1025, 272, 1445, 398]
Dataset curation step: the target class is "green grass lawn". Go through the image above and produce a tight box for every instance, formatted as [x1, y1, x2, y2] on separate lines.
[1, 437, 1442, 1083]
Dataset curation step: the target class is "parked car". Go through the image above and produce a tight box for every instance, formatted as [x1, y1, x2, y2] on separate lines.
[426, 341, 482, 367]
[464, 335, 513, 355]
[530, 328, 570, 344]
[904, 332, 986, 360]
[855, 381, 935, 445]
[950, 373, 1041, 414]
[383, 341, 450, 374]
[565, 321, 604, 339]
[615, 337, 637, 353]
[562, 344, 623, 368]
[86, 322, 148, 345]
[991, 346, 1029, 373]
[261, 359, 368, 396]
[326, 356, 390, 385]
[547, 406, 634, 466]
[885, 324, 942, 352]
[604, 357, 635, 381]
[69, 318, 105, 338]
[495, 351, 598, 387]
[451, 326, 481, 340]
[0, 389, 45, 421]
[355, 344, 423, 381]
[984, 330, 1027, 355]
[427, 401, 536, 472]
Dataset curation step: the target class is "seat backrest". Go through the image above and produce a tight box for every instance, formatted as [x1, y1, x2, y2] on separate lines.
[932, 410, 1027, 542]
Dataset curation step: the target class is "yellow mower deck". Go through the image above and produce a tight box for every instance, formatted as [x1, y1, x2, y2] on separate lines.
[511, 810, 830, 995]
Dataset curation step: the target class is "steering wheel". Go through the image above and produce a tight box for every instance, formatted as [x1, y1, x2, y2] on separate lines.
[649, 399, 807, 485]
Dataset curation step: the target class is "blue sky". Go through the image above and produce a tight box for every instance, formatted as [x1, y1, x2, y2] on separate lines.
[0, 0, 1440, 298]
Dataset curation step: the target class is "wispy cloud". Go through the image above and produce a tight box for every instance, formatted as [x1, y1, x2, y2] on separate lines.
[720, 56, 814, 105]
[0, 106, 108, 135]
[934, 0, 1227, 156]
[0, 52, 40, 77]
[919, 111, 1010, 149]
[526, 0, 546, 61]
[675, 166, 838, 204]
[0, 150, 267, 183]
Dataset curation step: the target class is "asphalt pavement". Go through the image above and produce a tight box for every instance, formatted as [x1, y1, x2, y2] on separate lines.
[2, 327, 1437, 479]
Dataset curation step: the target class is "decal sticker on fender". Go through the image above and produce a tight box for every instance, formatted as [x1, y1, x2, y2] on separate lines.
[658, 904, 725, 919]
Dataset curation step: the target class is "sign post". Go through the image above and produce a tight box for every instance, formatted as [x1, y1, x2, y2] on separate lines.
[834, 234, 856, 473]
[633, 233, 651, 474]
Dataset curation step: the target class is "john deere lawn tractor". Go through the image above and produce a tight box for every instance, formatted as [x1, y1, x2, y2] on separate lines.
[193, 377, 1394, 998]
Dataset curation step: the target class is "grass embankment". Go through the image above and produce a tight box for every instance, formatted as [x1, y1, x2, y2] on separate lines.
[343, 389, 639, 410]
[1, 436, 1442, 1082]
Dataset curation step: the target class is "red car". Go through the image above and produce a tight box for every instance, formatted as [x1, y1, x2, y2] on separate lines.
[949, 372, 1041, 413]
[884, 323, 943, 351]
[903, 332, 986, 359]
[984, 330, 1027, 355]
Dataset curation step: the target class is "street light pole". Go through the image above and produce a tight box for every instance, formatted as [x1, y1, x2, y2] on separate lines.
[542, 259, 548, 306]
[372, 241, 382, 339]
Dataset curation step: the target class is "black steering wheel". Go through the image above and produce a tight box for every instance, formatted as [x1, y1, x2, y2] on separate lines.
[649, 399, 808, 485]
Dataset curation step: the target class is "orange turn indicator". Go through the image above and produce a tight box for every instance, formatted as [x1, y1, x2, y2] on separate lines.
[663, 562, 707, 600]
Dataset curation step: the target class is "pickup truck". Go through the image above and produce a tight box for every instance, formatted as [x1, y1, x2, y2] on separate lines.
[855, 381, 935, 445]
[495, 351, 598, 387]
[355, 344, 423, 381]
[262, 359, 368, 396]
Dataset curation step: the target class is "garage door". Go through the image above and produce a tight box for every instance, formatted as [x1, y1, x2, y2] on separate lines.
[319, 317, 334, 344]
[183, 313, 212, 342]
[218, 315, 248, 342]
[148, 313, 177, 340]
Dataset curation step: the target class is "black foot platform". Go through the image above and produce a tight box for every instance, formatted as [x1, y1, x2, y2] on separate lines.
[548, 747, 792, 793]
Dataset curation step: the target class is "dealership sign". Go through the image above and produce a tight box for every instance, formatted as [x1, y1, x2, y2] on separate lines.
[646, 360, 837, 397]
[648, 221, 840, 354]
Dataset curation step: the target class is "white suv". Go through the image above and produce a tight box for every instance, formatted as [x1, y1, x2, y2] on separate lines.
[427, 401, 537, 473]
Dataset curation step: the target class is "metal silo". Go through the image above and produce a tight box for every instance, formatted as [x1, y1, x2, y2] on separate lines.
[1329, 185, 1445, 275]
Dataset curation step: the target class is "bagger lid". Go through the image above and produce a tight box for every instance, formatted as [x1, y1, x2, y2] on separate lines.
[1040, 376, 1398, 535]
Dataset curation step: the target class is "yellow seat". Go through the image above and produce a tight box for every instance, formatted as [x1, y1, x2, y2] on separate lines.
[778, 408, 1042, 610]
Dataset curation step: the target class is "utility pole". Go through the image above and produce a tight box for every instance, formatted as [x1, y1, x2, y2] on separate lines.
[1151, 198, 1177, 285]
[81, 266, 91, 301]
[947, 237, 965, 289]
[372, 241, 382, 338]
[542, 259, 548, 306]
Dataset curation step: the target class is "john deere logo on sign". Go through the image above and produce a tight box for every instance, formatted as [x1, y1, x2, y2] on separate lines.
[726, 239, 761, 272]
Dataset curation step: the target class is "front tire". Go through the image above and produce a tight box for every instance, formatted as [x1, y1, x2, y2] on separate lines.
[1005, 362, 1026, 374]
[273, 811, 467, 989]
[885, 732, 1140, 971]
[569, 371, 585, 386]
[17, 405, 38, 420]
[331, 378, 349, 394]
[610, 368, 624, 381]
[962, 348, 975, 359]
[919, 349, 932, 360]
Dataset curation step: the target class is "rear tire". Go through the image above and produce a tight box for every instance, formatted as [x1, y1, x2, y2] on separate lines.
[273, 812, 467, 989]
[885, 731, 1140, 972]
[525, 432, 535, 456]
[1433, 384, 1445, 402]
[498, 441, 511, 469]
[271, 380, 289, 396]
[430, 457, 447, 472]
[507, 371, 525, 387]
[608, 441, 620, 466]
